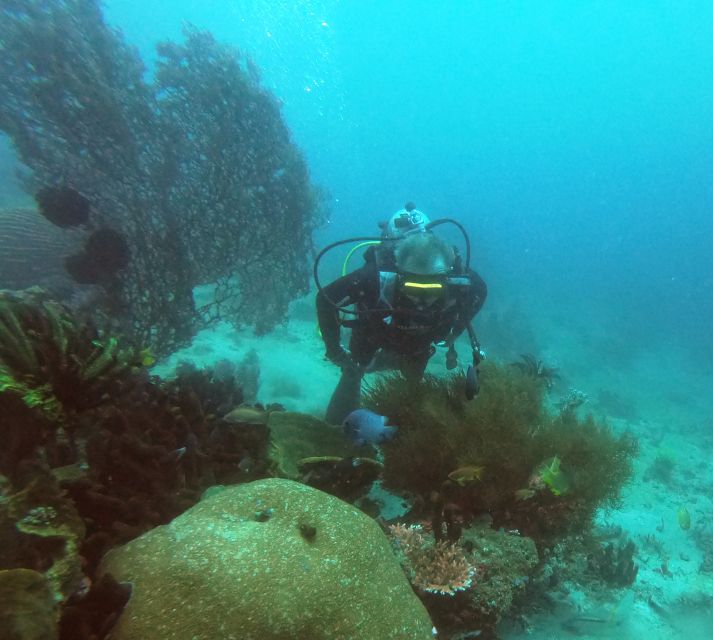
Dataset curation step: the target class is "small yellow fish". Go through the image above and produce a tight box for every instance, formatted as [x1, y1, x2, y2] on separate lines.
[677, 506, 691, 530]
[139, 347, 156, 367]
[514, 488, 537, 501]
[223, 406, 269, 425]
[448, 465, 486, 486]
[534, 455, 570, 496]
[546, 455, 561, 474]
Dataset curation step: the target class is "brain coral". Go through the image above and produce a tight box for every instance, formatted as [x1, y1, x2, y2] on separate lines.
[100, 478, 434, 640]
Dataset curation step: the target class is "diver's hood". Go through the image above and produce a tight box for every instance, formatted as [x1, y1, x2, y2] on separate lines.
[396, 252, 451, 276]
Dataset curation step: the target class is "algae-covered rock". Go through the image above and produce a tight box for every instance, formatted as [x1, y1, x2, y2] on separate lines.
[0, 568, 58, 640]
[267, 411, 376, 478]
[464, 526, 538, 623]
[1, 470, 85, 604]
[423, 523, 539, 637]
[297, 456, 383, 502]
[100, 478, 433, 640]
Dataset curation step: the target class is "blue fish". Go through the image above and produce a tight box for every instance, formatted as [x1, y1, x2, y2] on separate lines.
[342, 409, 397, 446]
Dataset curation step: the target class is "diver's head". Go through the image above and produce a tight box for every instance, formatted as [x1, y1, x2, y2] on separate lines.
[382, 202, 430, 239]
[394, 233, 455, 309]
[395, 232, 454, 275]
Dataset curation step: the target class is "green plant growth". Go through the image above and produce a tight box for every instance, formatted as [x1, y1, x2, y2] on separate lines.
[365, 361, 637, 541]
[643, 449, 676, 484]
[0, 288, 138, 422]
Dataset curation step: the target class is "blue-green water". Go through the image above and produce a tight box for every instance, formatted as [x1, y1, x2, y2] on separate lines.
[6, 0, 710, 374]
[1, 3, 712, 638]
[92, 0, 713, 421]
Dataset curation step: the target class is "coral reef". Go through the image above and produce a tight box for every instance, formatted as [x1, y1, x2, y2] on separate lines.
[0, 568, 58, 640]
[297, 456, 383, 502]
[0, 295, 643, 638]
[0, 289, 135, 414]
[389, 523, 475, 596]
[387, 520, 539, 639]
[267, 411, 376, 479]
[508, 528, 643, 637]
[365, 362, 637, 544]
[0, 293, 280, 638]
[586, 536, 639, 587]
[1, 468, 86, 605]
[0, 288, 138, 483]
[0, 0, 325, 353]
[100, 479, 435, 639]
[456, 526, 539, 636]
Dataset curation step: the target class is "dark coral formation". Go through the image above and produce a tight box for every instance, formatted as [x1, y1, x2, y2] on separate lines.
[35, 186, 91, 229]
[0, 294, 274, 638]
[64, 228, 131, 285]
[0, 208, 80, 292]
[510, 353, 560, 390]
[586, 536, 639, 587]
[0, 0, 325, 353]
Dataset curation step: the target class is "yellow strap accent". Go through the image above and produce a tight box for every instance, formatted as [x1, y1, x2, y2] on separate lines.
[403, 281, 443, 290]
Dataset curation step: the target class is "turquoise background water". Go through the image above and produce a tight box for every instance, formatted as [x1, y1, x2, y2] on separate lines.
[2, 1, 712, 417]
[106, 1, 713, 359]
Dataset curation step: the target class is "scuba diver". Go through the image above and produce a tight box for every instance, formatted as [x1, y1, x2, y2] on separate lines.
[315, 203, 487, 424]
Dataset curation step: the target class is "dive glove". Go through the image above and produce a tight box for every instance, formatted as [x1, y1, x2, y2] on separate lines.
[326, 345, 359, 371]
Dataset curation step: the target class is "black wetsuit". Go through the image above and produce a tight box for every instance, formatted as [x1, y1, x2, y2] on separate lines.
[316, 263, 487, 421]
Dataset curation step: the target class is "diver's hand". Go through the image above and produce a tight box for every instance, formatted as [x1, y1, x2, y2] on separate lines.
[326, 345, 359, 372]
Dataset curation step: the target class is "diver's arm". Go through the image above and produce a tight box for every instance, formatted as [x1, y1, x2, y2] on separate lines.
[316, 289, 343, 358]
[316, 268, 371, 359]
[451, 269, 487, 338]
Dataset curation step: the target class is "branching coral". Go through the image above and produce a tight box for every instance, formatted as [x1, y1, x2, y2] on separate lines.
[586, 536, 639, 586]
[389, 523, 475, 596]
[0, 0, 325, 353]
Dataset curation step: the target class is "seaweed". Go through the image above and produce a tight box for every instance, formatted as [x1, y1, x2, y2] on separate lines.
[365, 361, 637, 543]
[586, 536, 639, 586]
